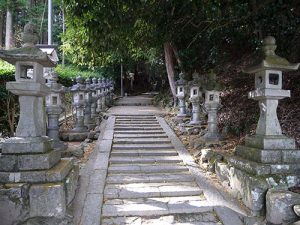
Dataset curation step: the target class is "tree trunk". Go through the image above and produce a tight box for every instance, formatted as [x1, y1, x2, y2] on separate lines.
[250, 0, 263, 40]
[0, 11, 3, 47]
[164, 42, 176, 103]
[5, 7, 13, 50]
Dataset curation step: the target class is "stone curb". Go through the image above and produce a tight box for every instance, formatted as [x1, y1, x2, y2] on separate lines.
[156, 116, 249, 225]
[73, 116, 115, 225]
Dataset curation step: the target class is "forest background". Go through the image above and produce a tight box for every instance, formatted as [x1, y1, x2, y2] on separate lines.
[0, 0, 300, 147]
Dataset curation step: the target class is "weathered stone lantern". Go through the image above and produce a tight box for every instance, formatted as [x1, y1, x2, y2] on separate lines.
[96, 77, 103, 113]
[46, 71, 67, 151]
[202, 72, 222, 141]
[91, 77, 98, 120]
[101, 78, 107, 110]
[227, 36, 300, 215]
[175, 72, 187, 119]
[83, 78, 96, 129]
[0, 23, 78, 224]
[188, 72, 203, 125]
[70, 76, 88, 133]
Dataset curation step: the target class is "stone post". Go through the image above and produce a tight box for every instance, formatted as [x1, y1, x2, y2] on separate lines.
[175, 72, 187, 119]
[188, 72, 203, 125]
[0, 23, 78, 225]
[46, 71, 67, 151]
[227, 36, 300, 216]
[202, 90, 222, 141]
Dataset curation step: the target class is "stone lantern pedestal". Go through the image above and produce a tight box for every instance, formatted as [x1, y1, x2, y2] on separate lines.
[0, 23, 78, 225]
[175, 73, 187, 120]
[202, 90, 222, 141]
[46, 72, 67, 151]
[226, 36, 300, 216]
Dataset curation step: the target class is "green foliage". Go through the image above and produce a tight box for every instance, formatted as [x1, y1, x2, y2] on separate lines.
[0, 60, 15, 76]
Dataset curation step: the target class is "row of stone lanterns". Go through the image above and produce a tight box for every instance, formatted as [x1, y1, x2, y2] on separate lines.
[65, 76, 114, 141]
[175, 71, 222, 142]
[0, 22, 115, 225]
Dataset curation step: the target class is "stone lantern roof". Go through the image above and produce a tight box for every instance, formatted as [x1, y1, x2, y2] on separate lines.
[189, 72, 203, 87]
[175, 72, 187, 86]
[0, 23, 56, 67]
[243, 36, 299, 73]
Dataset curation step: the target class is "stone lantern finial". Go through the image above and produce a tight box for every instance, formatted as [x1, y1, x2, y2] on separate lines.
[262, 36, 276, 56]
[22, 22, 39, 47]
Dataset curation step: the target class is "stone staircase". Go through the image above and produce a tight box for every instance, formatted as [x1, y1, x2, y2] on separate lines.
[101, 115, 223, 225]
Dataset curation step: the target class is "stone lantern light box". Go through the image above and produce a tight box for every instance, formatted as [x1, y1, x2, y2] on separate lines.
[205, 91, 220, 103]
[190, 86, 199, 98]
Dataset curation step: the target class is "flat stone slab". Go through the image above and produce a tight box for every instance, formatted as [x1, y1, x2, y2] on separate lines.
[114, 130, 165, 134]
[113, 138, 171, 144]
[108, 164, 188, 174]
[112, 143, 174, 150]
[114, 133, 168, 138]
[102, 212, 222, 225]
[110, 150, 178, 157]
[104, 182, 203, 199]
[102, 196, 212, 217]
[115, 121, 159, 124]
[114, 127, 163, 131]
[106, 173, 194, 184]
[109, 156, 182, 164]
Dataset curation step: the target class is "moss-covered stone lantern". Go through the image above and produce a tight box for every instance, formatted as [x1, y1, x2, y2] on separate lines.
[202, 71, 222, 141]
[0, 23, 78, 224]
[46, 71, 67, 151]
[175, 72, 187, 118]
[188, 72, 203, 125]
[227, 36, 300, 215]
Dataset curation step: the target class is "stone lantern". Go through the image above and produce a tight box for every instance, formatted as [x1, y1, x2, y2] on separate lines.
[46, 71, 67, 151]
[175, 72, 187, 119]
[0, 23, 78, 224]
[188, 72, 203, 125]
[227, 36, 300, 215]
[202, 72, 222, 141]
[101, 78, 107, 110]
[70, 76, 88, 133]
[83, 78, 96, 129]
[91, 77, 98, 120]
[96, 77, 103, 113]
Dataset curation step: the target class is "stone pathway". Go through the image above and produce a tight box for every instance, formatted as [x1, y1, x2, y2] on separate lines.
[75, 95, 260, 225]
[98, 114, 244, 225]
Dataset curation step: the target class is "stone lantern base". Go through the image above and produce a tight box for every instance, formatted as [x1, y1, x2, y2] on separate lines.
[0, 137, 79, 225]
[226, 134, 300, 216]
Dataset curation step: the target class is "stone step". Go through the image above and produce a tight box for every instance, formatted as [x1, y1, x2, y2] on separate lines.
[113, 138, 171, 145]
[108, 164, 188, 174]
[114, 133, 168, 138]
[114, 127, 163, 131]
[102, 196, 212, 217]
[114, 130, 165, 135]
[110, 150, 178, 157]
[115, 123, 160, 127]
[115, 120, 159, 123]
[106, 173, 194, 184]
[109, 156, 182, 164]
[116, 119, 157, 122]
[104, 182, 203, 199]
[101, 212, 222, 225]
[112, 143, 174, 150]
